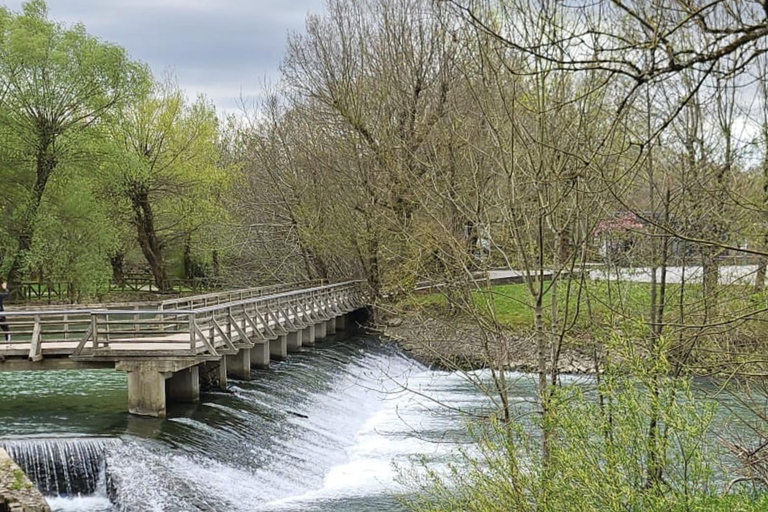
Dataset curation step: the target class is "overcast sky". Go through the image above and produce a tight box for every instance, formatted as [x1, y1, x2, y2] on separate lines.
[1, 0, 324, 114]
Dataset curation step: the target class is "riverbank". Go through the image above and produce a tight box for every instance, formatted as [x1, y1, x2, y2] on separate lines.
[0, 448, 51, 512]
[379, 313, 599, 374]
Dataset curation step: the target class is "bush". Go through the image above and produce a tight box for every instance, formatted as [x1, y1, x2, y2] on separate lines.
[397, 371, 767, 512]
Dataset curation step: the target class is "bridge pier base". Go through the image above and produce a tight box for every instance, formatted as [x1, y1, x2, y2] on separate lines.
[316, 321, 326, 340]
[250, 341, 270, 369]
[270, 335, 287, 360]
[166, 366, 200, 404]
[302, 325, 315, 346]
[227, 348, 251, 380]
[336, 314, 346, 331]
[201, 359, 228, 391]
[287, 331, 302, 352]
[326, 318, 337, 335]
[117, 360, 200, 418]
[125, 364, 168, 418]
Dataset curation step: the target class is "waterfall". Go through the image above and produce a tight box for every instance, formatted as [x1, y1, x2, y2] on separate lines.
[0, 436, 120, 496]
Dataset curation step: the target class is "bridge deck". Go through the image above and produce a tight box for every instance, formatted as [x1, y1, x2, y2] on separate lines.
[0, 281, 366, 367]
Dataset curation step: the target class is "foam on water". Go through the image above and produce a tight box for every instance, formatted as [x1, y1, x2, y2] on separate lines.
[47, 495, 113, 512]
[0, 338, 516, 511]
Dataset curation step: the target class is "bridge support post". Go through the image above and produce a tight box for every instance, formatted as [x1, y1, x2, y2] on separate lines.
[270, 335, 287, 360]
[316, 321, 326, 340]
[227, 348, 251, 380]
[125, 364, 167, 417]
[326, 318, 337, 335]
[287, 330, 302, 351]
[250, 341, 270, 369]
[336, 314, 346, 331]
[302, 325, 315, 346]
[201, 359, 228, 391]
[166, 366, 200, 404]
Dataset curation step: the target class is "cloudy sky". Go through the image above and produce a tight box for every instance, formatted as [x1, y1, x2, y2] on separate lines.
[2, 0, 325, 114]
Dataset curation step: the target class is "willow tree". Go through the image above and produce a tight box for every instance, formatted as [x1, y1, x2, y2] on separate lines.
[105, 78, 224, 292]
[0, 0, 146, 287]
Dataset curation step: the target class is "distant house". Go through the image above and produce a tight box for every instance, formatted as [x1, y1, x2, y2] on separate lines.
[593, 212, 645, 265]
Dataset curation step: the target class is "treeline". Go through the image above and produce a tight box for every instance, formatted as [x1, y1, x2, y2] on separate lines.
[244, 0, 768, 320]
[0, 1, 229, 299]
[7, 0, 768, 311]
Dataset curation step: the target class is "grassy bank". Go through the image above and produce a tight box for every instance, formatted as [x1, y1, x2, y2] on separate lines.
[404, 279, 768, 331]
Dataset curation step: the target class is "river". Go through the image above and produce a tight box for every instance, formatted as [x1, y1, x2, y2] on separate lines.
[0, 333, 520, 511]
[0, 332, 758, 511]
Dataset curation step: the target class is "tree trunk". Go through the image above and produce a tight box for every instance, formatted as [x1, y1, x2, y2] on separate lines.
[111, 253, 126, 286]
[8, 132, 57, 295]
[702, 251, 719, 321]
[183, 236, 193, 280]
[212, 250, 220, 279]
[130, 189, 170, 293]
[756, 259, 767, 293]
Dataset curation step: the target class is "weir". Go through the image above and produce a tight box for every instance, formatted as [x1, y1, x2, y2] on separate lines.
[0, 436, 120, 497]
[0, 281, 367, 418]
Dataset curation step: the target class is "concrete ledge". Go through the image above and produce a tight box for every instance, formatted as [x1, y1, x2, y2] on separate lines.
[0, 448, 51, 512]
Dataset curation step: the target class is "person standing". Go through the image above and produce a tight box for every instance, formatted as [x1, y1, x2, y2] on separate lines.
[0, 281, 9, 342]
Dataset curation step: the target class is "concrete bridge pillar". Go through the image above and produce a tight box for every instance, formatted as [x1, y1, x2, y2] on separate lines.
[287, 330, 302, 352]
[316, 321, 326, 340]
[302, 325, 315, 346]
[166, 366, 200, 404]
[117, 360, 201, 417]
[124, 363, 168, 417]
[201, 359, 228, 391]
[227, 348, 252, 380]
[270, 335, 287, 360]
[336, 314, 346, 331]
[326, 317, 337, 335]
[250, 341, 270, 369]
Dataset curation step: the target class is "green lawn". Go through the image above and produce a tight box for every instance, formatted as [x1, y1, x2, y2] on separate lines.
[405, 279, 768, 331]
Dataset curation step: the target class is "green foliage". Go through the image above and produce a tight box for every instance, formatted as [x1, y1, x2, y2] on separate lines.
[10, 468, 29, 491]
[0, 0, 149, 289]
[0, 2, 232, 295]
[102, 77, 229, 283]
[397, 370, 763, 512]
[28, 174, 117, 300]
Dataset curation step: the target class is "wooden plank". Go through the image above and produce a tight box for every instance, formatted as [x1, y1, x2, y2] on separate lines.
[267, 310, 288, 335]
[229, 316, 254, 348]
[212, 319, 237, 352]
[194, 325, 219, 357]
[250, 311, 274, 338]
[72, 326, 93, 356]
[277, 306, 298, 331]
[289, 304, 308, 328]
[239, 313, 267, 341]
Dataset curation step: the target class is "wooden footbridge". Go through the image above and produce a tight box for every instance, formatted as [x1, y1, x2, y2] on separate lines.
[0, 281, 368, 417]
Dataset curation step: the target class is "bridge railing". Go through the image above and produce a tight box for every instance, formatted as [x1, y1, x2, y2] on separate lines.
[0, 281, 330, 347]
[64, 281, 367, 358]
[185, 281, 365, 356]
[156, 280, 327, 331]
[0, 281, 366, 361]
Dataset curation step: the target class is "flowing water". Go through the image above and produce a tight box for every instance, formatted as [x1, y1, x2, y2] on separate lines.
[0, 333, 758, 511]
[0, 334, 521, 511]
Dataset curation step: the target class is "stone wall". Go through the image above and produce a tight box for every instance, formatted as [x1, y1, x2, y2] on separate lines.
[0, 448, 50, 512]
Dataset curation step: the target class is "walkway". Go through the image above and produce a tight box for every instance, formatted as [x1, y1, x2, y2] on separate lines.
[0, 280, 369, 417]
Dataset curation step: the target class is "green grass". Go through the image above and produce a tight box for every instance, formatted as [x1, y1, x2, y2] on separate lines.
[405, 279, 768, 332]
[10, 468, 29, 491]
